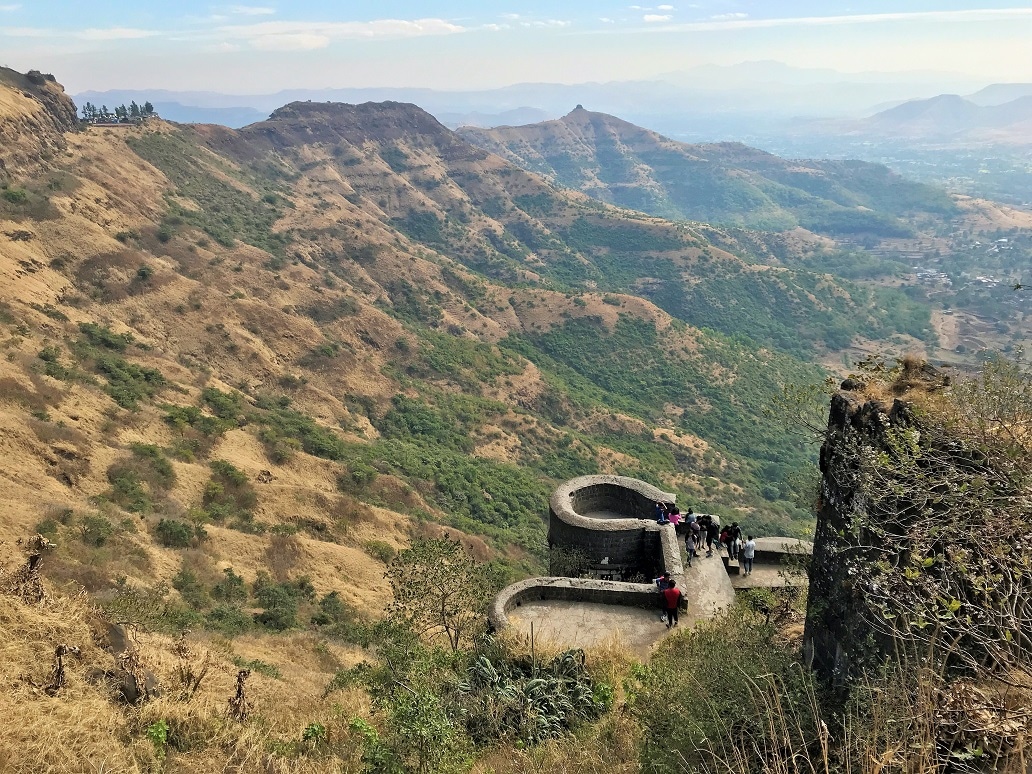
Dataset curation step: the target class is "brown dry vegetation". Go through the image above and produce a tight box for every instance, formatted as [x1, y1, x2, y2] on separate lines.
[0, 570, 374, 773]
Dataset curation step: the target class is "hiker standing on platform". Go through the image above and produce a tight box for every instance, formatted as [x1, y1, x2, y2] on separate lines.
[687, 521, 701, 566]
[742, 535, 756, 576]
[654, 572, 672, 621]
[662, 581, 682, 628]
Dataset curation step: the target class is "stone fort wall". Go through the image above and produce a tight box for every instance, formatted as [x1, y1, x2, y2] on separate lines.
[491, 474, 809, 633]
[547, 475, 675, 574]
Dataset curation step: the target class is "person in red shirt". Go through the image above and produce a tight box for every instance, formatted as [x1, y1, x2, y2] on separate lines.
[662, 581, 682, 628]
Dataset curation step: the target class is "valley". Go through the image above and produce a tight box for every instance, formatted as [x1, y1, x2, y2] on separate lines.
[1, 63, 1030, 772]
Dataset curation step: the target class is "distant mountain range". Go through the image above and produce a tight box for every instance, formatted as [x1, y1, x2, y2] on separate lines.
[459, 107, 955, 233]
[780, 91, 1032, 147]
[73, 62, 990, 136]
[846, 93, 1032, 144]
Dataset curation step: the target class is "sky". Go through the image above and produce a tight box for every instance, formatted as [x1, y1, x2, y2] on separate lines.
[2, 1, 1032, 93]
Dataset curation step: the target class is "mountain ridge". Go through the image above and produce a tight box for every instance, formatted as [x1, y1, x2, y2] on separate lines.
[458, 106, 956, 233]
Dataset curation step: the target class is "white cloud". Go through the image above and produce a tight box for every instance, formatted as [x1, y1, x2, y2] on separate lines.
[213, 18, 468, 50]
[599, 17, 615, 23]
[709, 12, 748, 21]
[76, 27, 159, 40]
[230, 5, 275, 15]
[637, 8, 1032, 31]
[657, 4, 675, 10]
[643, 14, 673, 22]
[1, 25, 159, 40]
[0, 4, 22, 11]
[520, 19, 570, 28]
[500, 13, 521, 20]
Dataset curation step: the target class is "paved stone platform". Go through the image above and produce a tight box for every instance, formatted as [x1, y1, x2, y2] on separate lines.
[507, 600, 671, 657]
[677, 543, 737, 626]
[730, 565, 805, 590]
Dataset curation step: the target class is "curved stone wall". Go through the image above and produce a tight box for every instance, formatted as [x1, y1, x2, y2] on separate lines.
[548, 474, 675, 574]
[489, 576, 658, 632]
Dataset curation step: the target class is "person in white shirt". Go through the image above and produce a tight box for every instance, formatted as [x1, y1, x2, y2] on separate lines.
[742, 535, 756, 576]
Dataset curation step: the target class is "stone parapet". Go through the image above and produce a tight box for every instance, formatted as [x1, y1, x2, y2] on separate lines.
[489, 576, 659, 632]
[751, 537, 813, 564]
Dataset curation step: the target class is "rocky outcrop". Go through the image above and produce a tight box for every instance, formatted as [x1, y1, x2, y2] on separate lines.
[803, 363, 1030, 682]
[0, 68, 79, 180]
[803, 388, 910, 679]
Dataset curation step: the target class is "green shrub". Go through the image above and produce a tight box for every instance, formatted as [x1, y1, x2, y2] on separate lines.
[107, 469, 150, 513]
[155, 519, 196, 548]
[77, 322, 133, 352]
[2, 188, 28, 203]
[211, 567, 248, 603]
[172, 566, 209, 607]
[255, 406, 347, 461]
[251, 572, 316, 631]
[629, 602, 819, 772]
[34, 518, 59, 536]
[202, 460, 257, 526]
[105, 445, 176, 513]
[363, 540, 396, 564]
[79, 514, 115, 547]
[94, 355, 165, 409]
[201, 387, 246, 420]
[204, 604, 252, 636]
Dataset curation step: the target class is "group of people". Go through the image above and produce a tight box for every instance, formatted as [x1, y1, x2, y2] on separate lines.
[653, 501, 681, 525]
[654, 501, 758, 575]
[651, 505, 763, 628]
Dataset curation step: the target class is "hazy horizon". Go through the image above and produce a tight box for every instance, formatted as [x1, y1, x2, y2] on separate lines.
[3, 2, 1032, 94]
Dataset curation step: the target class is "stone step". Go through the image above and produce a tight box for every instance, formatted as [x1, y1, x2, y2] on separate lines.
[721, 555, 741, 575]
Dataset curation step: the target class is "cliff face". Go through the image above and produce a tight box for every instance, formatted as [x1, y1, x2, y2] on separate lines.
[804, 364, 1032, 682]
[803, 388, 912, 679]
[0, 68, 79, 179]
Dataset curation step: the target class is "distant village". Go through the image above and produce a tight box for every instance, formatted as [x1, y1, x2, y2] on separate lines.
[79, 100, 156, 125]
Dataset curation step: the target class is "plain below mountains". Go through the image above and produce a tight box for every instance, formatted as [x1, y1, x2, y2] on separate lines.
[458, 107, 955, 233]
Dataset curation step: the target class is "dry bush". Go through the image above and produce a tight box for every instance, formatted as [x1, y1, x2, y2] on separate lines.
[72, 250, 172, 302]
[27, 416, 88, 447]
[323, 492, 375, 530]
[27, 369, 67, 405]
[409, 520, 493, 563]
[473, 712, 641, 774]
[265, 533, 303, 581]
[44, 528, 153, 593]
[366, 474, 425, 511]
[176, 549, 222, 588]
[0, 376, 50, 413]
[0, 535, 61, 604]
[0, 590, 141, 773]
[0, 562, 370, 773]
